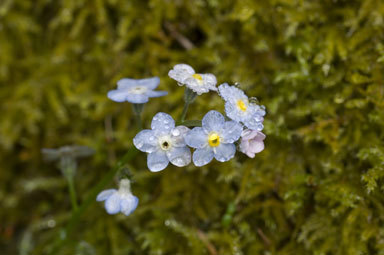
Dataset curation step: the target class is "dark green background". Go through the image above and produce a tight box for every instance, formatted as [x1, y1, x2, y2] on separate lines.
[1, 0, 384, 254]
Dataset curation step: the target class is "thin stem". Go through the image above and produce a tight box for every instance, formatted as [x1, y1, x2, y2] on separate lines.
[134, 112, 143, 130]
[132, 104, 144, 130]
[66, 176, 78, 211]
[176, 120, 202, 127]
[49, 148, 138, 253]
[180, 88, 197, 122]
[180, 100, 190, 122]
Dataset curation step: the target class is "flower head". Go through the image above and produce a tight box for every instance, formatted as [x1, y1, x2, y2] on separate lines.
[239, 129, 266, 158]
[218, 83, 265, 131]
[168, 64, 217, 95]
[133, 112, 191, 172]
[107, 77, 167, 104]
[185, 110, 243, 166]
[96, 179, 138, 216]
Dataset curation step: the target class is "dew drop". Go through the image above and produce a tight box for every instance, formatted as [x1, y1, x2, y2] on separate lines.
[256, 123, 264, 131]
[172, 129, 180, 136]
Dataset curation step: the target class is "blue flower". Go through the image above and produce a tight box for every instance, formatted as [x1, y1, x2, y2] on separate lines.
[185, 110, 243, 166]
[107, 77, 167, 104]
[168, 64, 217, 95]
[133, 112, 191, 172]
[96, 179, 138, 216]
[218, 83, 265, 131]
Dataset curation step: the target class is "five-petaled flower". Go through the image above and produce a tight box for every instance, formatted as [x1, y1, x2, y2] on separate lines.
[185, 110, 243, 166]
[239, 129, 266, 158]
[107, 77, 167, 104]
[96, 179, 139, 216]
[168, 64, 217, 95]
[218, 83, 265, 131]
[133, 112, 191, 172]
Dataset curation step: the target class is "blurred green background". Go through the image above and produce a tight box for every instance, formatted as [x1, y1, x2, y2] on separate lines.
[1, 0, 384, 254]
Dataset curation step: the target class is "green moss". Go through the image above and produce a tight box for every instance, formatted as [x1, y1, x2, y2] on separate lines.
[1, 0, 384, 254]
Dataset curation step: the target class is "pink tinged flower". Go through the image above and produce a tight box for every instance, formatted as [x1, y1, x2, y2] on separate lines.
[239, 129, 266, 158]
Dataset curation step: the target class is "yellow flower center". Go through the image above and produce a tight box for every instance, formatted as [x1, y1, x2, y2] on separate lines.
[208, 133, 220, 147]
[192, 74, 203, 81]
[237, 100, 247, 112]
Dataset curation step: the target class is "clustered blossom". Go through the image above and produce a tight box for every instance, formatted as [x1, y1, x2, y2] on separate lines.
[168, 64, 217, 95]
[108, 77, 167, 104]
[101, 64, 267, 216]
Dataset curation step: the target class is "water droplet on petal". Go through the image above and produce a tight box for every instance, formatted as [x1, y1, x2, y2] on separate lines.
[172, 129, 180, 136]
[136, 142, 143, 148]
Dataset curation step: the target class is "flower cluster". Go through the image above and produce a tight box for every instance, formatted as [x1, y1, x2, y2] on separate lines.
[98, 63, 266, 216]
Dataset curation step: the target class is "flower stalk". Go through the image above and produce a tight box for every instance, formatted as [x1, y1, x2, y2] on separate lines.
[132, 103, 144, 130]
[180, 87, 197, 122]
[59, 156, 78, 212]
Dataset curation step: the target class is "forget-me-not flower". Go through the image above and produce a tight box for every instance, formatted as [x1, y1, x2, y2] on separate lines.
[168, 64, 217, 95]
[218, 83, 265, 131]
[107, 77, 167, 104]
[239, 129, 266, 158]
[185, 110, 243, 166]
[133, 112, 191, 172]
[96, 179, 138, 216]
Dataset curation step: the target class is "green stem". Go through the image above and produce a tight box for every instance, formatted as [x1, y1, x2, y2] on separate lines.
[176, 120, 202, 127]
[48, 148, 138, 254]
[180, 88, 197, 122]
[66, 176, 78, 212]
[134, 112, 142, 130]
[180, 101, 190, 122]
[132, 104, 144, 130]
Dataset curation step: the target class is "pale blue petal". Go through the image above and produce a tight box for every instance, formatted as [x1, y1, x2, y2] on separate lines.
[147, 150, 169, 172]
[166, 146, 191, 167]
[105, 193, 121, 214]
[214, 143, 236, 162]
[193, 147, 214, 167]
[202, 110, 225, 133]
[218, 83, 231, 101]
[136, 77, 160, 90]
[120, 195, 139, 216]
[151, 112, 175, 134]
[133, 129, 158, 153]
[125, 94, 149, 104]
[117, 78, 138, 89]
[224, 101, 243, 122]
[185, 127, 207, 149]
[218, 83, 246, 102]
[146, 90, 168, 98]
[184, 77, 209, 95]
[96, 189, 117, 202]
[107, 89, 130, 102]
[201, 74, 217, 90]
[168, 64, 195, 83]
[221, 121, 243, 143]
[171, 126, 190, 147]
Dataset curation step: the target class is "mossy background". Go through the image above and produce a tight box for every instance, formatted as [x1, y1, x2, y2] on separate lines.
[1, 0, 384, 254]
